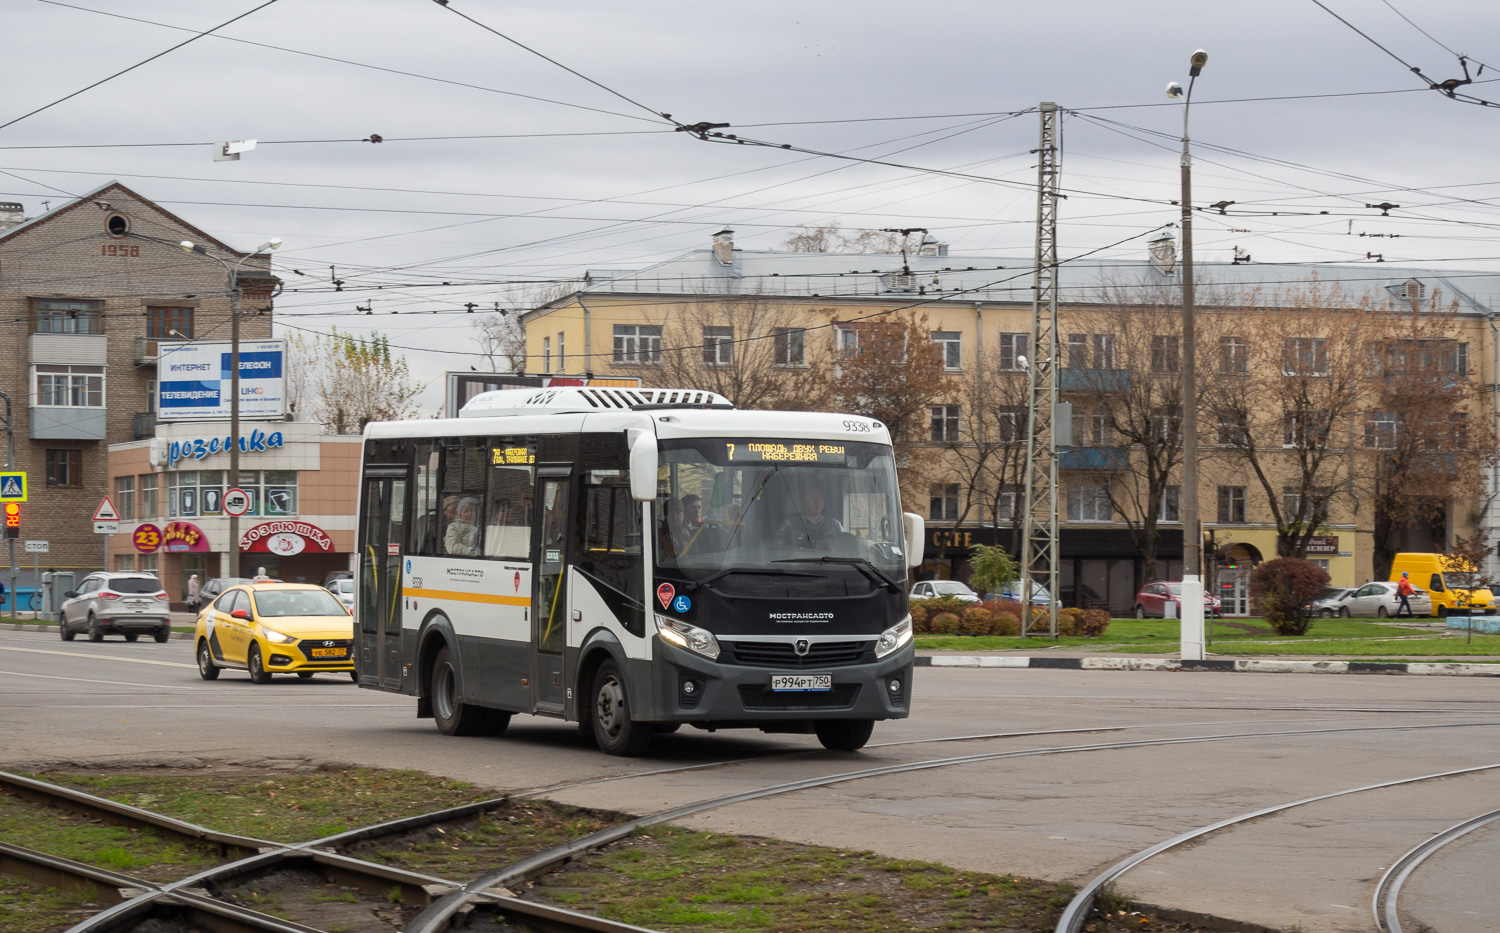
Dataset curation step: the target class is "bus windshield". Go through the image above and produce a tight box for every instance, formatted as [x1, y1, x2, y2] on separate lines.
[654, 437, 905, 592]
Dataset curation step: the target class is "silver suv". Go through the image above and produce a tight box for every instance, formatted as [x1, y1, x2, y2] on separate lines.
[60, 572, 171, 643]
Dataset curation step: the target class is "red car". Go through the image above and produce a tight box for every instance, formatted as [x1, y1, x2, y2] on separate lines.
[1133, 581, 1221, 619]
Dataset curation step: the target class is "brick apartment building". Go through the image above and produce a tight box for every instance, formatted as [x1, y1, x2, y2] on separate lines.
[0, 182, 274, 598]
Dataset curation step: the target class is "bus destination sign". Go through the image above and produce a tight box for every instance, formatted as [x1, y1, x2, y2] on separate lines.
[726, 442, 845, 463]
[491, 446, 535, 465]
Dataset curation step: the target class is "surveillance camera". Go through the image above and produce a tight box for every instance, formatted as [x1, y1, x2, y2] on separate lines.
[1166, 81, 1184, 99]
[1017, 354, 1029, 371]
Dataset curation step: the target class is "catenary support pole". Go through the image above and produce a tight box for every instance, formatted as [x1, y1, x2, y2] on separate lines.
[1178, 54, 1208, 661]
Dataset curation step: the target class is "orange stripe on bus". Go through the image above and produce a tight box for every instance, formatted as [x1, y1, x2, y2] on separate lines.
[405, 588, 529, 607]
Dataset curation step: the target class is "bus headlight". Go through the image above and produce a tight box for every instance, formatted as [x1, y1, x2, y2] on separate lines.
[874, 616, 913, 659]
[655, 615, 720, 660]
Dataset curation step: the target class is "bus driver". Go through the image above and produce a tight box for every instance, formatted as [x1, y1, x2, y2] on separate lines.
[780, 486, 843, 548]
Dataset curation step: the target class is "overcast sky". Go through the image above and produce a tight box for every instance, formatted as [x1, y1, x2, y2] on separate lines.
[6, 0, 1500, 411]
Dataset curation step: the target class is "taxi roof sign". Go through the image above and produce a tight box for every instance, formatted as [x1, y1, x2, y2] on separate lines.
[0, 472, 26, 502]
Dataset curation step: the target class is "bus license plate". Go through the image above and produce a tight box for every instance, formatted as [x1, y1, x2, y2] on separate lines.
[310, 648, 346, 659]
[771, 673, 831, 692]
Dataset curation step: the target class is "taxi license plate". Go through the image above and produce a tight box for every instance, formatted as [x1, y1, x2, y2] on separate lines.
[310, 648, 346, 659]
[771, 673, 831, 692]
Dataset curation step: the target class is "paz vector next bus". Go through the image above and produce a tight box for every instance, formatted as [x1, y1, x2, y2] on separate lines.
[354, 386, 922, 756]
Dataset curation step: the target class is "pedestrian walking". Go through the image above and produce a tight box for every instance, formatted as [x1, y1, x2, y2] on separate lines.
[1395, 571, 1415, 618]
[186, 574, 201, 611]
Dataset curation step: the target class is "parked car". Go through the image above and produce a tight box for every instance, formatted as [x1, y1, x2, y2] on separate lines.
[1339, 581, 1433, 618]
[1310, 587, 1356, 618]
[909, 580, 980, 602]
[200, 577, 253, 603]
[59, 572, 171, 643]
[993, 582, 1053, 606]
[1133, 581, 1222, 619]
[326, 576, 355, 611]
[195, 583, 355, 684]
[320, 570, 354, 590]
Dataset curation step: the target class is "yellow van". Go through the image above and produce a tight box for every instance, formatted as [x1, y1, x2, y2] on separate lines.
[1388, 553, 1496, 617]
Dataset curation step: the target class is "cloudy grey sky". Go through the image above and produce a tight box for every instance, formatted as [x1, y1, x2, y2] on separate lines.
[6, 0, 1500, 410]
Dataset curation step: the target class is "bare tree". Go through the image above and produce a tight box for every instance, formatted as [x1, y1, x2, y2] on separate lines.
[932, 353, 1030, 549]
[650, 293, 830, 411]
[296, 329, 426, 434]
[783, 222, 902, 254]
[471, 311, 527, 373]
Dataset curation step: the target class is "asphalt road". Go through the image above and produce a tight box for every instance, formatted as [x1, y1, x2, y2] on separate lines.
[2, 628, 1497, 932]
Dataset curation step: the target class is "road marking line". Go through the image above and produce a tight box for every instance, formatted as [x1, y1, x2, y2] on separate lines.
[0, 645, 195, 669]
[0, 669, 195, 689]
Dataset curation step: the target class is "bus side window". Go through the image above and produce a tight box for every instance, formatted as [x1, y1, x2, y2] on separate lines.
[484, 442, 534, 559]
[410, 444, 441, 555]
[441, 445, 486, 557]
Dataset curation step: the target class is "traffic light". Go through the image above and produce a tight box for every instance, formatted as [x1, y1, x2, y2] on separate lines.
[3, 503, 18, 539]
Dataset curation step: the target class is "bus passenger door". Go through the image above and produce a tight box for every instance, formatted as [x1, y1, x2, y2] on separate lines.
[359, 474, 407, 691]
[532, 471, 571, 713]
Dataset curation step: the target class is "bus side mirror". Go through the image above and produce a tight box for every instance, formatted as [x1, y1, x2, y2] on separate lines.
[901, 512, 924, 569]
[629, 432, 657, 503]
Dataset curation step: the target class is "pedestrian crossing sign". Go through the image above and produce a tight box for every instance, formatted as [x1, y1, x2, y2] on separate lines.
[0, 472, 25, 502]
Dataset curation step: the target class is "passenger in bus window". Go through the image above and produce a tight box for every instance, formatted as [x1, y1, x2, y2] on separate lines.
[445, 497, 480, 556]
[780, 486, 844, 548]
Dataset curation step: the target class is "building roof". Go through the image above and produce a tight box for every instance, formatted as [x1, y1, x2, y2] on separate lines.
[0, 180, 248, 256]
[529, 239, 1500, 319]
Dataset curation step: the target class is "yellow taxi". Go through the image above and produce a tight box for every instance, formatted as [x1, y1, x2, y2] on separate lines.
[195, 583, 355, 684]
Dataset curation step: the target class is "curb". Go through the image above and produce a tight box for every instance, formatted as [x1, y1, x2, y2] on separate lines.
[916, 655, 1500, 677]
[1, 623, 193, 640]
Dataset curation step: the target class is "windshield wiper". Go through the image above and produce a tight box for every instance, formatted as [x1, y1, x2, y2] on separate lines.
[686, 566, 821, 593]
[774, 556, 903, 593]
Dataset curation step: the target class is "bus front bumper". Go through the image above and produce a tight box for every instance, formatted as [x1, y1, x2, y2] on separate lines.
[639, 639, 913, 724]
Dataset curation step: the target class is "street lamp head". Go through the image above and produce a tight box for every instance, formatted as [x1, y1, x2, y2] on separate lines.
[258, 237, 283, 252]
[1189, 49, 1208, 77]
[1166, 81, 1184, 99]
[179, 240, 208, 256]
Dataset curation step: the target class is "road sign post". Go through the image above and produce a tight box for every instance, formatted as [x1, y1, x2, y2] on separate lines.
[25, 541, 46, 619]
[93, 498, 120, 573]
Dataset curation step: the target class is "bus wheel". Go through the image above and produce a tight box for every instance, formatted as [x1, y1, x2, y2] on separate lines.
[815, 719, 874, 752]
[592, 660, 652, 756]
[431, 646, 484, 736]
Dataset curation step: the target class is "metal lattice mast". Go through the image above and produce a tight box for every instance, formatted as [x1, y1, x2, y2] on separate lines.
[1018, 102, 1061, 638]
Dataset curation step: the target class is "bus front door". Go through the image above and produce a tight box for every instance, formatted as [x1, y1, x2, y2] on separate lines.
[358, 474, 407, 691]
[532, 472, 571, 714]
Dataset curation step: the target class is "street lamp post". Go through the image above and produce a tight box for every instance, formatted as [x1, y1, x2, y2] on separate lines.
[179, 238, 281, 579]
[1169, 50, 1208, 661]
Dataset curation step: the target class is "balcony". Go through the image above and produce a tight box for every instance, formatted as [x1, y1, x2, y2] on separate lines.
[1060, 447, 1129, 471]
[31, 406, 106, 440]
[134, 412, 157, 440]
[31, 333, 106, 366]
[135, 337, 159, 366]
[1061, 369, 1129, 393]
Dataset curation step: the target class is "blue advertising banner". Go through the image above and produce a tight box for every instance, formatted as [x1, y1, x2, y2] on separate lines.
[157, 340, 286, 420]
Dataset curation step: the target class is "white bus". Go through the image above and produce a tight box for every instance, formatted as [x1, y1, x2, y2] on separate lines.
[355, 386, 922, 755]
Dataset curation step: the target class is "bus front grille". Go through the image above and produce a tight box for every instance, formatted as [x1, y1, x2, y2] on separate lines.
[738, 684, 860, 710]
[721, 640, 871, 668]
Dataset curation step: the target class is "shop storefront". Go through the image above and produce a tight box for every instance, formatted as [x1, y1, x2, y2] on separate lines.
[106, 421, 360, 606]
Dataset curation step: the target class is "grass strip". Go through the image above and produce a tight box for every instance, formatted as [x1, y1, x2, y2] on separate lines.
[0, 878, 98, 933]
[0, 789, 221, 881]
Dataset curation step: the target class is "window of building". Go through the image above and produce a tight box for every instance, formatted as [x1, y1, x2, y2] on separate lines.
[542, 337, 551, 373]
[196, 471, 225, 516]
[34, 365, 104, 407]
[1093, 334, 1117, 370]
[1066, 333, 1088, 369]
[557, 331, 565, 371]
[703, 326, 734, 366]
[166, 470, 296, 518]
[46, 449, 82, 487]
[1283, 486, 1331, 523]
[1216, 411, 1247, 447]
[139, 553, 158, 575]
[1283, 337, 1329, 376]
[1158, 485, 1181, 522]
[1217, 485, 1246, 523]
[773, 328, 806, 367]
[146, 307, 193, 340]
[929, 483, 959, 521]
[1380, 339, 1469, 375]
[140, 474, 158, 519]
[1152, 406, 1180, 443]
[1066, 333, 1116, 369]
[931, 331, 962, 370]
[836, 326, 860, 358]
[1220, 335, 1248, 373]
[1364, 410, 1398, 448]
[995, 407, 1024, 442]
[612, 324, 662, 364]
[1067, 484, 1111, 522]
[1151, 335, 1181, 373]
[167, 471, 199, 517]
[1284, 412, 1329, 448]
[999, 333, 1030, 371]
[1309, 558, 1330, 571]
[115, 554, 136, 572]
[930, 405, 960, 443]
[32, 299, 102, 335]
[116, 475, 135, 522]
[995, 484, 1020, 522]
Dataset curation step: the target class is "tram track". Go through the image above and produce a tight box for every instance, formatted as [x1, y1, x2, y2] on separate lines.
[6, 716, 1499, 932]
[1053, 766, 1500, 933]
[1373, 805, 1500, 933]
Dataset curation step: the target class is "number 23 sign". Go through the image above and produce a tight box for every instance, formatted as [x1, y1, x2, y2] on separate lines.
[133, 523, 162, 553]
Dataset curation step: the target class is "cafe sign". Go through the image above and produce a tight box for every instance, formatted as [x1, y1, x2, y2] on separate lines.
[161, 521, 210, 552]
[240, 520, 334, 556]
